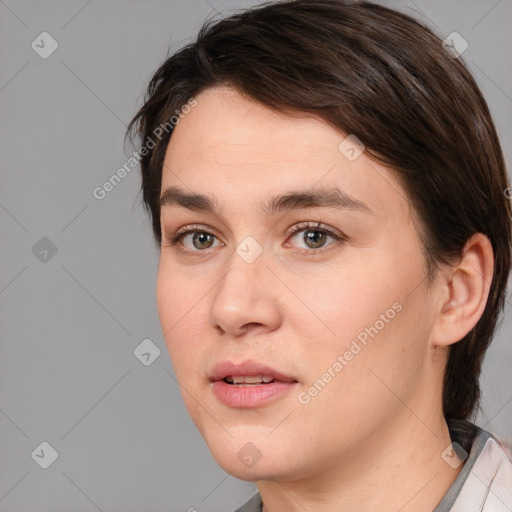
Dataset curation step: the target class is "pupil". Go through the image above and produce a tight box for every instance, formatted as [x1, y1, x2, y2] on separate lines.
[305, 230, 325, 248]
[193, 232, 213, 249]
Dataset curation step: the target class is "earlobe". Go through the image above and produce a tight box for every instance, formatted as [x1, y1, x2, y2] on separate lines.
[432, 233, 494, 347]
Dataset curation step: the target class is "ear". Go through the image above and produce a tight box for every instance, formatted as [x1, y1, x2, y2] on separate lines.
[431, 233, 494, 347]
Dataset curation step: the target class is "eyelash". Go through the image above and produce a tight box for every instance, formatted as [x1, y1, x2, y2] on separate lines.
[163, 221, 346, 256]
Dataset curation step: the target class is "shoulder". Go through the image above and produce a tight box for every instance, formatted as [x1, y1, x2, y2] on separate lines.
[439, 419, 512, 511]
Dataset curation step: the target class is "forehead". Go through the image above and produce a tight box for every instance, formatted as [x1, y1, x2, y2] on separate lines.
[166, 86, 344, 169]
[161, 86, 410, 220]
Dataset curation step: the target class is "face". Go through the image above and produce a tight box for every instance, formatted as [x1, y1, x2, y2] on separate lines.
[156, 86, 443, 482]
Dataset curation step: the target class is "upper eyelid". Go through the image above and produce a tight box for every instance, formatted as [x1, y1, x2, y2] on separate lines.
[172, 222, 340, 239]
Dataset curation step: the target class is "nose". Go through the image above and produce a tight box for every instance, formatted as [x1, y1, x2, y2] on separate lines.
[209, 242, 282, 337]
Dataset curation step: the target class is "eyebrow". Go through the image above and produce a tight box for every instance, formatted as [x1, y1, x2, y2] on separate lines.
[159, 185, 374, 216]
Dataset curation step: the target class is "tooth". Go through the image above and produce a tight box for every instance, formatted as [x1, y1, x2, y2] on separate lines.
[244, 375, 264, 384]
[231, 375, 259, 384]
[226, 375, 275, 384]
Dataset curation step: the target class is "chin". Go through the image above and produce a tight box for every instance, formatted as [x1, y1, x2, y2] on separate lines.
[221, 463, 267, 482]
[209, 438, 266, 473]
[206, 436, 301, 483]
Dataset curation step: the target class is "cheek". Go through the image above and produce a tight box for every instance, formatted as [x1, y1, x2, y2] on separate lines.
[156, 270, 179, 343]
[158, 314, 210, 428]
[288, 263, 393, 345]
[157, 274, 210, 433]
[156, 259, 203, 331]
[295, 253, 425, 387]
[156, 266, 204, 372]
[296, 298, 427, 437]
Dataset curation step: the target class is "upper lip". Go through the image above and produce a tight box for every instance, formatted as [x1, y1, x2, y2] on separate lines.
[210, 359, 298, 383]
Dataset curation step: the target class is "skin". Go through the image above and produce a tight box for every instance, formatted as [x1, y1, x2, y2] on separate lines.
[156, 86, 494, 512]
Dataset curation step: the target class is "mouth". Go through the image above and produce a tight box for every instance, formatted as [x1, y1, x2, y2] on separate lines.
[210, 359, 298, 384]
[210, 360, 299, 408]
[223, 375, 276, 385]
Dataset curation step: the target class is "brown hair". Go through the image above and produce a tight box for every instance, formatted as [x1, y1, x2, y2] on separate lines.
[127, 0, 511, 421]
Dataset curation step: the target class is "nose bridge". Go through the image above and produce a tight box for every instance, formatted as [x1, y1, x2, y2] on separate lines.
[209, 235, 277, 333]
[215, 236, 266, 303]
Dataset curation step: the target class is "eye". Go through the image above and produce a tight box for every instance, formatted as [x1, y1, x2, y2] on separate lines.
[164, 224, 221, 252]
[286, 222, 345, 253]
[163, 221, 345, 256]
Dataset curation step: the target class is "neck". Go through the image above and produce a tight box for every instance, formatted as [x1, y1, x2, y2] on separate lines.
[258, 412, 462, 512]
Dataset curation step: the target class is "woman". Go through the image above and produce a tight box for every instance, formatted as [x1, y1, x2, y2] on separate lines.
[127, 1, 512, 510]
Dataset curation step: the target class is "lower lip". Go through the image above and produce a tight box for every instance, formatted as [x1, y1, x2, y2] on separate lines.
[212, 380, 298, 408]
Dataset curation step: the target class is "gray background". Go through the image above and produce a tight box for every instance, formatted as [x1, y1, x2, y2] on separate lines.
[0, 0, 511, 510]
